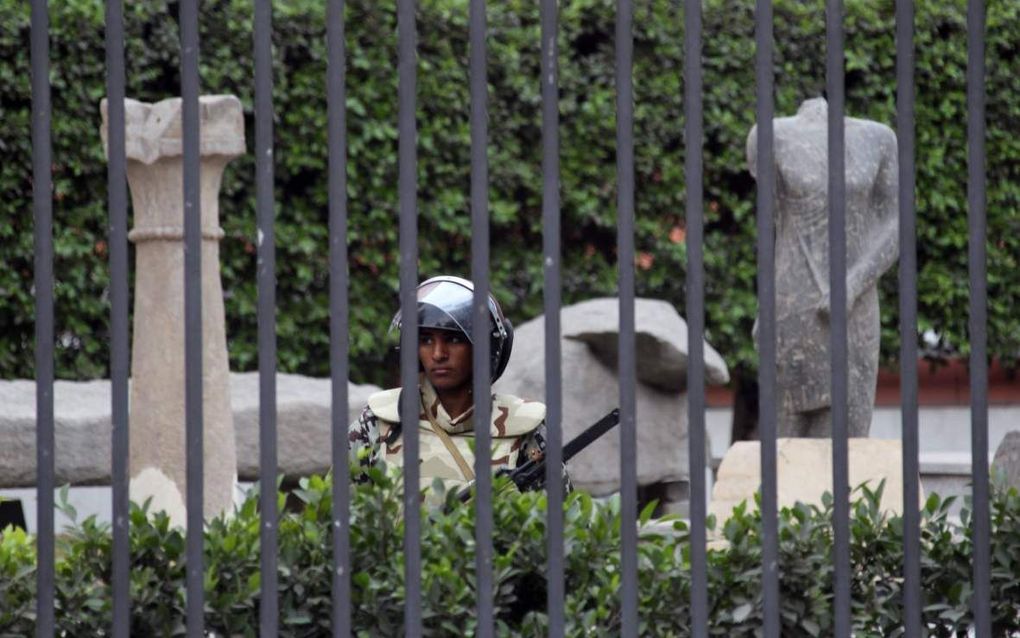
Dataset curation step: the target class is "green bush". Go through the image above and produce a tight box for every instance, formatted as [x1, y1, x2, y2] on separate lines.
[0, 0, 1017, 385]
[2, 471, 1019, 636]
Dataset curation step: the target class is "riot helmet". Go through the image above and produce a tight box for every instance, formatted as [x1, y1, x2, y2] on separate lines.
[390, 276, 514, 382]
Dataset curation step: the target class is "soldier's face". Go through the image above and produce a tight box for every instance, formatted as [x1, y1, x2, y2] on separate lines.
[418, 328, 473, 394]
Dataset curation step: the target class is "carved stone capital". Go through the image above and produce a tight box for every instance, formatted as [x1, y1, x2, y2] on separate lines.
[101, 95, 245, 164]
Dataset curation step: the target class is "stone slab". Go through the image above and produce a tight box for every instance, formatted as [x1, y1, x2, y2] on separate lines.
[0, 379, 115, 487]
[0, 374, 379, 488]
[231, 372, 380, 481]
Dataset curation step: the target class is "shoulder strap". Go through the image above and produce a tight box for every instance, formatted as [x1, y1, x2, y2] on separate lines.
[424, 413, 475, 482]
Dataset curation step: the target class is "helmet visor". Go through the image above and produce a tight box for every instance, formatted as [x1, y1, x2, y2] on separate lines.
[416, 279, 474, 340]
[390, 279, 476, 342]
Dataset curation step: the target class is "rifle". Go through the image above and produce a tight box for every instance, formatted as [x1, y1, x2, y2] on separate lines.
[456, 408, 621, 503]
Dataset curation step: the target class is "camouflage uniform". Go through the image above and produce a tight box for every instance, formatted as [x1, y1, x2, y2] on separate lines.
[349, 377, 571, 495]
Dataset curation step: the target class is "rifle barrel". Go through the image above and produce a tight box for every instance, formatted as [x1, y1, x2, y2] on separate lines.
[454, 408, 621, 503]
[562, 408, 621, 462]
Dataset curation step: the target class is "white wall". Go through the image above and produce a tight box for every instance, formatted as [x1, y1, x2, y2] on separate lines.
[707, 405, 1019, 464]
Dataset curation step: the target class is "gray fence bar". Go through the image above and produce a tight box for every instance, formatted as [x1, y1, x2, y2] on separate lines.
[30, 0, 55, 634]
[825, 1, 851, 635]
[104, 0, 130, 634]
[683, 0, 707, 634]
[326, 0, 352, 632]
[540, 0, 565, 633]
[254, 0, 279, 633]
[468, 0, 495, 634]
[397, 0, 422, 634]
[179, 0, 204, 632]
[895, 0, 920, 633]
[615, 0, 638, 634]
[966, 0, 990, 634]
[753, 0, 780, 634]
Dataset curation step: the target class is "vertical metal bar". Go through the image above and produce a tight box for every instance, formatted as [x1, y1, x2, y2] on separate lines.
[326, 0, 351, 633]
[615, 0, 637, 634]
[397, 0, 421, 634]
[826, 1, 851, 635]
[895, 0, 920, 634]
[469, 0, 495, 634]
[254, 0, 278, 633]
[966, 0, 990, 634]
[30, 0, 54, 635]
[754, 0, 780, 634]
[683, 0, 707, 634]
[105, 0, 130, 634]
[179, 0, 204, 632]
[540, 0, 564, 634]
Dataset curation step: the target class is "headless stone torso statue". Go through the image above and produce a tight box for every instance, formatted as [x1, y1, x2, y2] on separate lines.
[747, 97, 899, 437]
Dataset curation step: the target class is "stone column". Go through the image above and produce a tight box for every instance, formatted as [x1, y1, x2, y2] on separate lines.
[101, 96, 244, 527]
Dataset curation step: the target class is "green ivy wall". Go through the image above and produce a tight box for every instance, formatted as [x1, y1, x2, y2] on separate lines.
[0, 0, 1016, 386]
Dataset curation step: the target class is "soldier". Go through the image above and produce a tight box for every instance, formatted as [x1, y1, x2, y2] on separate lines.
[348, 276, 570, 497]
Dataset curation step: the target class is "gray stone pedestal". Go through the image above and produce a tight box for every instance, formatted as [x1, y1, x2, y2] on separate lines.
[101, 95, 244, 526]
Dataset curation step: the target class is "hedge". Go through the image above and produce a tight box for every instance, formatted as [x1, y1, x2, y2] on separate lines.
[2, 469, 1020, 636]
[0, 0, 1017, 385]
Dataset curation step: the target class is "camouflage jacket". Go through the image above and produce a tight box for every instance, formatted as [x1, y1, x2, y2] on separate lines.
[348, 379, 571, 496]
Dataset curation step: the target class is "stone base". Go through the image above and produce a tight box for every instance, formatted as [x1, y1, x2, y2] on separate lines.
[709, 438, 923, 529]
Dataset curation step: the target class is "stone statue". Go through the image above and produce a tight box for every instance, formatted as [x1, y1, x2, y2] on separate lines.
[747, 97, 898, 437]
[494, 297, 730, 514]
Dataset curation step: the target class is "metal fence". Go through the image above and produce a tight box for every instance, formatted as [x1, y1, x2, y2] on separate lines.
[25, 0, 991, 635]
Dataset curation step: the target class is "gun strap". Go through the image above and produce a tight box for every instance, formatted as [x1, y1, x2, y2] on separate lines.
[425, 414, 475, 482]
